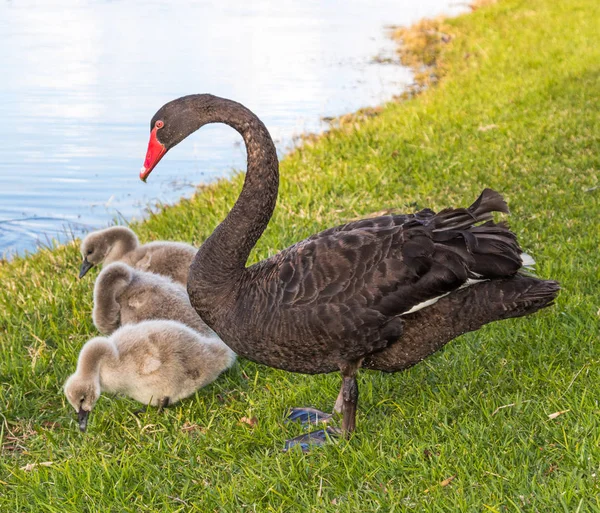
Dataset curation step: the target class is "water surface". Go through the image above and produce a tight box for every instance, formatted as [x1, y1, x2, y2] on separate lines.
[0, 0, 465, 257]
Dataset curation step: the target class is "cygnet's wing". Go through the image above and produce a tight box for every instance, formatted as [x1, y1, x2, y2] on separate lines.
[136, 252, 153, 273]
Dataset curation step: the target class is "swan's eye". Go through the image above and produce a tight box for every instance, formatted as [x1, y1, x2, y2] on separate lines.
[155, 120, 164, 129]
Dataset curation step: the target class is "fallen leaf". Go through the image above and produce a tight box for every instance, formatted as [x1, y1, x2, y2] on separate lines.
[20, 461, 53, 471]
[440, 475, 456, 487]
[181, 422, 206, 434]
[424, 474, 456, 493]
[240, 416, 257, 427]
[548, 410, 569, 420]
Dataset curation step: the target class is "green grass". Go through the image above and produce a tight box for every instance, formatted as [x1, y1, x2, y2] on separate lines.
[2, 0, 599, 510]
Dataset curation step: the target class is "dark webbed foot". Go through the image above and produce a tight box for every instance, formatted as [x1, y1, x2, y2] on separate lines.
[283, 427, 342, 452]
[133, 405, 150, 417]
[286, 407, 334, 425]
[157, 397, 170, 412]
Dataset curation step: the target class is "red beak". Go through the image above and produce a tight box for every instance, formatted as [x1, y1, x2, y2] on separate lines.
[140, 127, 166, 182]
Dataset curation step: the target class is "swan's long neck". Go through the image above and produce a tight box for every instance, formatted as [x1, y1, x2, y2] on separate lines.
[78, 338, 118, 380]
[188, 97, 279, 308]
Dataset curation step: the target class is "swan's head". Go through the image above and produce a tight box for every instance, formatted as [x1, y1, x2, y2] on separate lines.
[79, 227, 138, 278]
[64, 373, 101, 432]
[140, 94, 224, 181]
[79, 230, 111, 278]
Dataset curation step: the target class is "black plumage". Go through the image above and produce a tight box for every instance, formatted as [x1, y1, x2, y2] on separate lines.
[363, 276, 559, 372]
[140, 94, 559, 436]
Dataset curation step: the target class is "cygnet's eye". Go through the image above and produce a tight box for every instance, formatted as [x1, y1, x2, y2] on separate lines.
[87, 249, 93, 256]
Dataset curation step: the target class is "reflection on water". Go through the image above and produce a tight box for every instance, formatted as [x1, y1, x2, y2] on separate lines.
[0, 0, 465, 258]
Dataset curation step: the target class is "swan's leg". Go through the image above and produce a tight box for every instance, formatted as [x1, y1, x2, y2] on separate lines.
[339, 361, 360, 436]
[157, 396, 170, 412]
[286, 361, 356, 427]
[283, 377, 340, 450]
[284, 361, 360, 450]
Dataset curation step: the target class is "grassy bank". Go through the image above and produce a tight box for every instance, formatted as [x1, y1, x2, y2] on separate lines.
[2, 0, 599, 510]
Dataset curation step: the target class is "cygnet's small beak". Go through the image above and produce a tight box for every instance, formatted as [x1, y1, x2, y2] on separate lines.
[78, 258, 93, 279]
[78, 408, 90, 432]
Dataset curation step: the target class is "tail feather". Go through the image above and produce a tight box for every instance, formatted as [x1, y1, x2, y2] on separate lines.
[432, 225, 522, 279]
[497, 278, 560, 313]
[389, 190, 535, 317]
[431, 189, 510, 232]
[425, 191, 523, 279]
[468, 188, 510, 216]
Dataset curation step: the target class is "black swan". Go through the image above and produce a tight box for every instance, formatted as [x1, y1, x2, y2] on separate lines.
[139, 94, 558, 443]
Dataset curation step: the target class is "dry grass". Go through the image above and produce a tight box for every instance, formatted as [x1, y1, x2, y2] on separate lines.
[390, 0, 499, 88]
[391, 17, 453, 87]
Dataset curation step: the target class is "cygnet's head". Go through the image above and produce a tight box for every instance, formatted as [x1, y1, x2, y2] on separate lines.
[64, 373, 101, 432]
[79, 227, 138, 278]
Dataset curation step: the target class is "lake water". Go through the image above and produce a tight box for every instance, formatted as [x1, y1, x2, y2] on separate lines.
[0, 0, 465, 258]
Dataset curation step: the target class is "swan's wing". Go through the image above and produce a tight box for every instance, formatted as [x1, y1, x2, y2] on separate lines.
[139, 355, 162, 375]
[273, 220, 440, 314]
[263, 189, 521, 318]
[127, 290, 150, 310]
[135, 252, 153, 272]
[137, 345, 163, 375]
[300, 210, 422, 241]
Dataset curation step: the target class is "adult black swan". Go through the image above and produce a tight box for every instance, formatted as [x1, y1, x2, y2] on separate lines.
[139, 94, 558, 443]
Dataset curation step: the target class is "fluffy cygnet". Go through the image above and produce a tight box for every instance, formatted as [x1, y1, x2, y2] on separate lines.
[92, 262, 211, 336]
[79, 226, 196, 285]
[64, 319, 236, 431]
